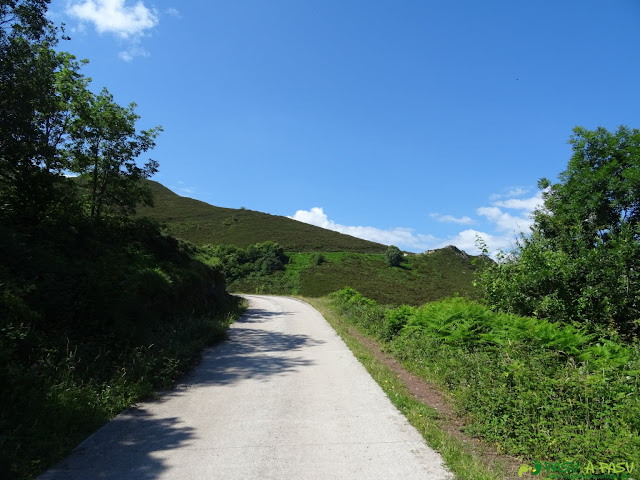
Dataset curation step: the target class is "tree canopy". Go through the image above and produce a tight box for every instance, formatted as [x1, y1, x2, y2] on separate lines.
[478, 126, 640, 335]
[0, 0, 161, 224]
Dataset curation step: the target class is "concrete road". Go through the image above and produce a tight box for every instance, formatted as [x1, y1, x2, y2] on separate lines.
[39, 295, 452, 480]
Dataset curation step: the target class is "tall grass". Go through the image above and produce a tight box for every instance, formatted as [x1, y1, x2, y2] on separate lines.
[330, 288, 640, 463]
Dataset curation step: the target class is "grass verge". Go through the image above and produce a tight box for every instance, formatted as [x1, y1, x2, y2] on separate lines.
[321, 288, 640, 476]
[305, 296, 507, 480]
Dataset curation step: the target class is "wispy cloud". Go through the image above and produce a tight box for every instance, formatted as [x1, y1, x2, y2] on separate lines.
[430, 213, 475, 225]
[489, 187, 530, 201]
[165, 7, 181, 18]
[118, 44, 149, 62]
[171, 181, 196, 196]
[492, 192, 543, 211]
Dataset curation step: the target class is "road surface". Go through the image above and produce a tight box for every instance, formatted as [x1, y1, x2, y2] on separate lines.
[39, 295, 452, 480]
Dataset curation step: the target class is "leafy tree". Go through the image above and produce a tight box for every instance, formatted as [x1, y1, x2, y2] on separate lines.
[0, 0, 71, 221]
[1, 0, 161, 224]
[478, 126, 640, 334]
[66, 87, 162, 220]
[385, 245, 403, 267]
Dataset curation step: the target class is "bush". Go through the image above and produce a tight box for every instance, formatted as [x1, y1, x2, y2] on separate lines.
[385, 245, 403, 267]
[381, 305, 416, 341]
[0, 217, 238, 479]
[313, 253, 326, 265]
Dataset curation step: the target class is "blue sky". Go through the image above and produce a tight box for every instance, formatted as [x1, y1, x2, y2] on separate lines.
[48, 0, 640, 255]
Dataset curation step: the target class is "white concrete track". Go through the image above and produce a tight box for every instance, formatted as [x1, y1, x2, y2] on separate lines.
[39, 295, 452, 480]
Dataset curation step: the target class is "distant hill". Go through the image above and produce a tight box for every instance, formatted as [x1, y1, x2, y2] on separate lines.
[137, 181, 386, 253]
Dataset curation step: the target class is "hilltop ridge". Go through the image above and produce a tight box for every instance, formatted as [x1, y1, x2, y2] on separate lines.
[138, 181, 386, 253]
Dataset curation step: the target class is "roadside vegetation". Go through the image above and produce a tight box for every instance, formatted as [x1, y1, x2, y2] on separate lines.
[328, 288, 639, 464]
[476, 126, 640, 338]
[1, 219, 245, 478]
[308, 296, 505, 480]
[320, 126, 640, 471]
[0, 3, 244, 478]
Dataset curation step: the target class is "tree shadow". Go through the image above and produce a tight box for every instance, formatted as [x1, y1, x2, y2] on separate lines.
[238, 307, 292, 323]
[175, 319, 326, 387]
[38, 408, 195, 480]
[38, 302, 326, 479]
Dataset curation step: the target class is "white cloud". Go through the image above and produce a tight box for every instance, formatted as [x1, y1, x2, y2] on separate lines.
[290, 207, 514, 258]
[67, 0, 158, 38]
[289, 207, 438, 250]
[477, 206, 531, 233]
[430, 213, 474, 225]
[434, 229, 517, 256]
[477, 190, 544, 235]
[165, 7, 181, 18]
[289, 188, 544, 260]
[492, 191, 543, 211]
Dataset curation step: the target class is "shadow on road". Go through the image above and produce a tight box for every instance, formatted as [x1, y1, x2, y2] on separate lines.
[238, 307, 291, 323]
[39, 299, 326, 480]
[39, 408, 195, 480]
[186, 311, 326, 385]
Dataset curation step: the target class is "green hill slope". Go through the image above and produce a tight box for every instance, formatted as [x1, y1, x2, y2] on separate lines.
[138, 181, 385, 253]
[230, 246, 487, 305]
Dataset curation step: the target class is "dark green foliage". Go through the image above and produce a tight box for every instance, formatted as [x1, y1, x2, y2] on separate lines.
[329, 288, 640, 463]
[313, 253, 326, 265]
[477, 126, 640, 335]
[0, 218, 239, 479]
[137, 181, 386, 253]
[0, 0, 68, 223]
[0, 4, 240, 479]
[1, 1, 160, 225]
[199, 241, 288, 282]
[385, 245, 403, 267]
[67, 88, 162, 220]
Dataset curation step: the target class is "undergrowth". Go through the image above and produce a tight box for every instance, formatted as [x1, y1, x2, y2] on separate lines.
[329, 287, 640, 464]
[0, 218, 246, 480]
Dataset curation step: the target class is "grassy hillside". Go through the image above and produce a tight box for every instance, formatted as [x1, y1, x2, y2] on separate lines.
[138, 181, 386, 253]
[230, 246, 486, 305]
[139, 181, 487, 304]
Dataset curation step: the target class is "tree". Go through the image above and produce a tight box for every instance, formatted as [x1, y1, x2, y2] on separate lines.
[1, 0, 161, 224]
[66, 88, 162, 220]
[385, 245, 403, 267]
[478, 126, 640, 334]
[0, 0, 72, 221]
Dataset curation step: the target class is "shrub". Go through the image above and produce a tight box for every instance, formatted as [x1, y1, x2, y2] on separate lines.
[385, 245, 403, 267]
[313, 253, 326, 265]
